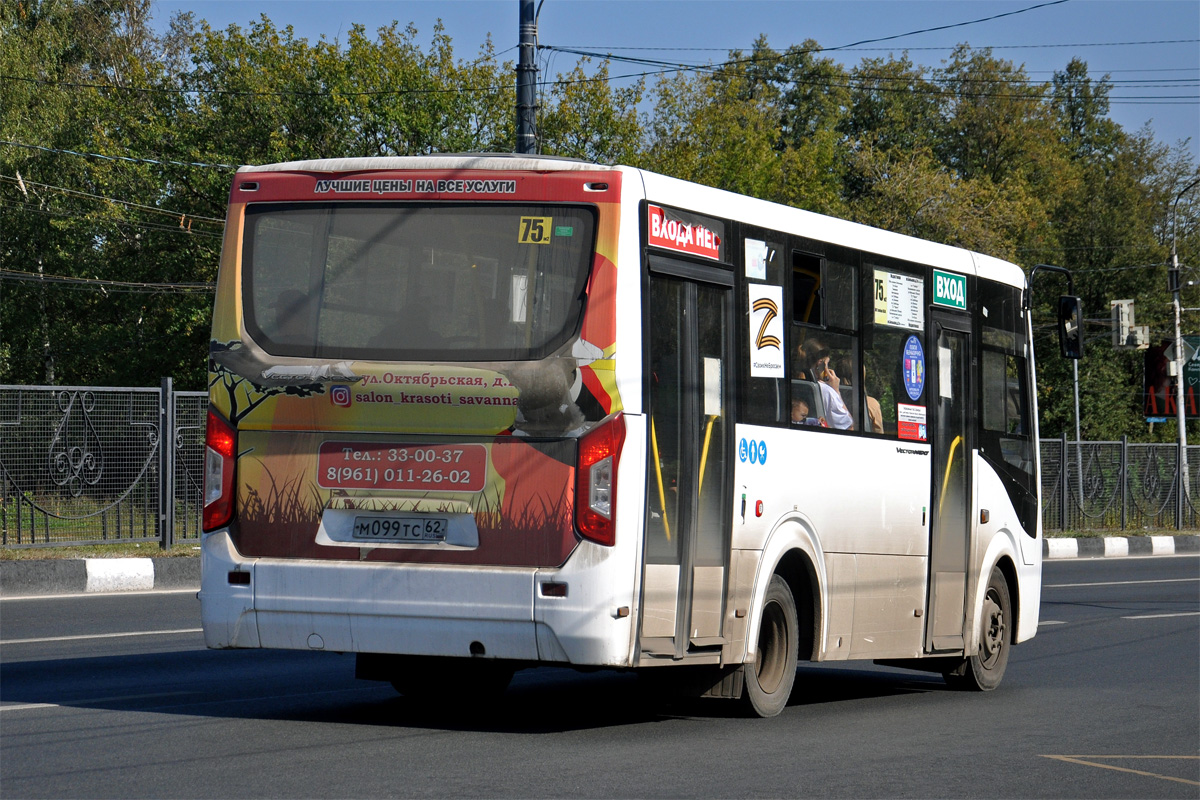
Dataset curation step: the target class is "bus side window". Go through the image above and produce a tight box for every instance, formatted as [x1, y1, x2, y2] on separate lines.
[792, 252, 822, 327]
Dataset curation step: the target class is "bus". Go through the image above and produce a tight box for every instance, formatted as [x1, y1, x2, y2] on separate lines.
[200, 154, 1073, 717]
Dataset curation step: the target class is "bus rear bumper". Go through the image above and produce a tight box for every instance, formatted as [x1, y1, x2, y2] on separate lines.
[198, 531, 631, 665]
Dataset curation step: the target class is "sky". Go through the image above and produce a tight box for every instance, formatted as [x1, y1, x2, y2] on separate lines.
[150, 0, 1200, 160]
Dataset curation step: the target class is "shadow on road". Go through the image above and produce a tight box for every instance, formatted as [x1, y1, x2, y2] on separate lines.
[1, 649, 946, 733]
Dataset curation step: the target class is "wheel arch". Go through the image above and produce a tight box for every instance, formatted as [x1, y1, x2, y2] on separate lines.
[969, 530, 1022, 652]
[992, 553, 1019, 643]
[745, 516, 825, 663]
[773, 548, 820, 661]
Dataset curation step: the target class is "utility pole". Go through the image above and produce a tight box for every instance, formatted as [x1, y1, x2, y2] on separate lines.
[516, 0, 538, 154]
[1170, 177, 1200, 512]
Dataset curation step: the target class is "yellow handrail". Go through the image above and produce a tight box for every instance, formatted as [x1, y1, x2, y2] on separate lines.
[650, 418, 671, 541]
[698, 415, 717, 495]
[938, 434, 963, 518]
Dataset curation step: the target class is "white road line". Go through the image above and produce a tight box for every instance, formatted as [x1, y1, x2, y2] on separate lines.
[1, 692, 193, 713]
[0, 628, 202, 645]
[1121, 612, 1200, 620]
[1040, 620, 1067, 625]
[1043, 578, 1199, 588]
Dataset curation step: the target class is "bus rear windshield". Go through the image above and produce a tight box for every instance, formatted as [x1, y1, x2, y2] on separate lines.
[242, 203, 597, 362]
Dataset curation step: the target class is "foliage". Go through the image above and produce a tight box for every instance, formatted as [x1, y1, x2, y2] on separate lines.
[1, 1, 1197, 440]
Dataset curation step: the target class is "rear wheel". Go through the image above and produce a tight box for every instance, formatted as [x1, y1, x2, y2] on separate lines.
[944, 567, 1011, 691]
[742, 574, 799, 717]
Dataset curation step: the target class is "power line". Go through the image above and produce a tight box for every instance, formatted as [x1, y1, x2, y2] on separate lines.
[0, 200, 224, 240]
[0, 268, 215, 294]
[0, 140, 238, 170]
[819, 0, 1072, 52]
[554, 39, 1200, 54]
[0, 175, 224, 224]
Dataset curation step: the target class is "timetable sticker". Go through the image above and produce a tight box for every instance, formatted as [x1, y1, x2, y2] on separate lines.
[874, 270, 924, 331]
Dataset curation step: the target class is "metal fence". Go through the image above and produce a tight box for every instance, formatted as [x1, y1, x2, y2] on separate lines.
[1, 381, 206, 549]
[1041, 435, 1200, 532]
[3, 382, 1200, 548]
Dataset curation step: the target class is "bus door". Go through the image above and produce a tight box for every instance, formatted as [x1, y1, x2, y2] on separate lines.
[926, 312, 974, 652]
[641, 260, 733, 659]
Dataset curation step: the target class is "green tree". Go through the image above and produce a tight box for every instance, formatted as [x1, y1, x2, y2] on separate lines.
[537, 59, 643, 164]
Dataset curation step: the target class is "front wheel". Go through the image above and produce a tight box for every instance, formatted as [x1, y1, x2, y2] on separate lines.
[742, 574, 799, 717]
[944, 567, 1012, 691]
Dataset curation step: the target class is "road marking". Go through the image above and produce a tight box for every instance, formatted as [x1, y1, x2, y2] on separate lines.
[0, 588, 198, 602]
[1121, 612, 1200, 620]
[1043, 578, 1198, 588]
[1039, 620, 1067, 625]
[1, 692, 193, 713]
[1041, 755, 1200, 787]
[0, 628, 202, 645]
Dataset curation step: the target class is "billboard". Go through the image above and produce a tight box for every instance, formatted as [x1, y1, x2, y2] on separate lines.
[1144, 335, 1200, 419]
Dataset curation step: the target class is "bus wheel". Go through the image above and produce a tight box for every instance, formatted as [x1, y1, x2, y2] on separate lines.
[945, 568, 1011, 691]
[742, 574, 799, 717]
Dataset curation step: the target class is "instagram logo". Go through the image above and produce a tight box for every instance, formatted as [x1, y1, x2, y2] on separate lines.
[330, 385, 351, 408]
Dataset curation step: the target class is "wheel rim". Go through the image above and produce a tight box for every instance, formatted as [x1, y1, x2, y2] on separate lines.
[756, 600, 787, 693]
[978, 588, 1006, 669]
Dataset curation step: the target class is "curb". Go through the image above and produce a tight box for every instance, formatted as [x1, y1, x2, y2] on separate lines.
[0, 557, 200, 597]
[1043, 534, 1199, 560]
[1, 536, 1197, 596]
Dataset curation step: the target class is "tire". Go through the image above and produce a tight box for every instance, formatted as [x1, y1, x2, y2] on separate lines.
[944, 567, 1012, 691]
[390, 657, 515, 705]
[742, 574, 799, 717]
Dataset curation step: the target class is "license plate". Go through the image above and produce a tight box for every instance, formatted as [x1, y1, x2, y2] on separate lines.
[351, 515, 447, 542]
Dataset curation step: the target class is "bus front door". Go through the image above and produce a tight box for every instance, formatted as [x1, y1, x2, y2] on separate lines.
[927, 313, 973, 652]
[641, 268, 733, 660]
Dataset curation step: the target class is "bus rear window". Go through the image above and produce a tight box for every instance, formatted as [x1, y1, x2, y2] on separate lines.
[242, 203, 597, 362]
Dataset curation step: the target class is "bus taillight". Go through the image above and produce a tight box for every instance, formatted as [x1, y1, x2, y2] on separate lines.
[203, 408, 236, 532]
[575, 414, 626, 547]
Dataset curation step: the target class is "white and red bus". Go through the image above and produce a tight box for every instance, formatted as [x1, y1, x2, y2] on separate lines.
[201, 155, 1064, 716]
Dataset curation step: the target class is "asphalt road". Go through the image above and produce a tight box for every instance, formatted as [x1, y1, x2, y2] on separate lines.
[1, 556, 1197, 799]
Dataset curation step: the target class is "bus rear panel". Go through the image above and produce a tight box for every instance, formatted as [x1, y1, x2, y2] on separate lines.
[201, 160, 644, 668]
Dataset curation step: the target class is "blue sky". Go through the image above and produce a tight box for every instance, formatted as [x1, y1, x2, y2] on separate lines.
[150, 0, 1199, 159]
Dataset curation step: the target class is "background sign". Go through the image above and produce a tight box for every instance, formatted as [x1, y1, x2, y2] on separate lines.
[1144, 334, 1200, 419]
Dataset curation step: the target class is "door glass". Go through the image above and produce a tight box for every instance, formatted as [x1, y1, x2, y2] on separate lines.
[932, 327, 968, 568]
[695, 283, 729, 566]
[646, 278, 684, 564]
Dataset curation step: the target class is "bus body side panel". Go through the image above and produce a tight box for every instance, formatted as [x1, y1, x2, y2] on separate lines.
[200, 531, 260, 649]
[972, 452, 1041, 645]
[730, 422, 931, 662]
[534, 416, 647, 667]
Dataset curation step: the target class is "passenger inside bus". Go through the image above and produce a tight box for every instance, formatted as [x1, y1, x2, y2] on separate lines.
[796, 341, 854, 430]
[790, 380, 826, 426]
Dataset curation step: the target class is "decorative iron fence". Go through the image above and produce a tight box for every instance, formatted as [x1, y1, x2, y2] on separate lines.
[1041, 435, 1200, 532]
[1, 381, 205, 549]
[3, 382, 1199, 548]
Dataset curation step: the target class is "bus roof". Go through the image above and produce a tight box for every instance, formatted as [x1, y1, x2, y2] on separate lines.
[237, 153, 619, 175]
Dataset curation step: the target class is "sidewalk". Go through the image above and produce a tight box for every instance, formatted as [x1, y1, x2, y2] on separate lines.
[1, 535, 1197, 597]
